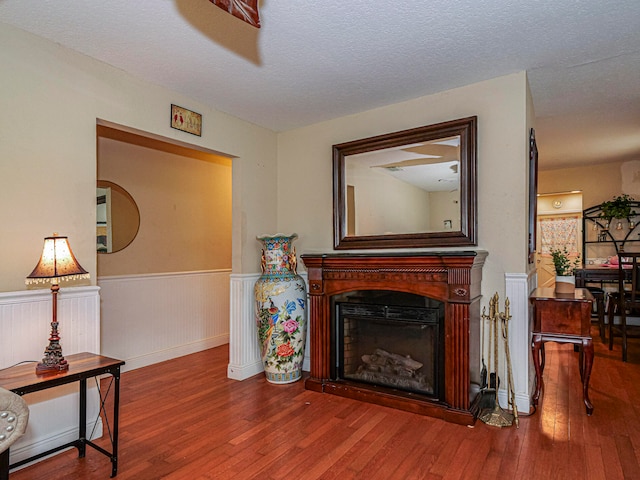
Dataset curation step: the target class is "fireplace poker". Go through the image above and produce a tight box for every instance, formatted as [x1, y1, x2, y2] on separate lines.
[481, 306, 488, 389]
[501, 298, 519, 428]
[479, 293, 515, 428]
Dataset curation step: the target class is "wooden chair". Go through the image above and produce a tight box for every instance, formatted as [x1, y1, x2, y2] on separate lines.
[585, 286, 606, 342]
[607, 252, 640, 361]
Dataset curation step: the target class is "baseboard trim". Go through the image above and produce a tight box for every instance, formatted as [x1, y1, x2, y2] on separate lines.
[121, 335, 229, 372]
[227, 360, 264, 381]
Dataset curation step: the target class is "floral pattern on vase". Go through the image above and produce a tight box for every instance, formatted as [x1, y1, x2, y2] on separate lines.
[254, 233, 307, 384]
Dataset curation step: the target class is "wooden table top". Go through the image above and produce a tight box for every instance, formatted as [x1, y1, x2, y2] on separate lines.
[0, 352, 124, 394]
[530, 287, 593, 303]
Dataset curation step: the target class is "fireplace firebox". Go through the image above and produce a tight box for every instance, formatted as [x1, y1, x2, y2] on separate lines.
[335, 291, 444, 400]
[301, 252, 487, 425]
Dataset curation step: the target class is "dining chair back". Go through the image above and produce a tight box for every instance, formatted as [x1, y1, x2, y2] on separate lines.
[608, 252, 640, 361]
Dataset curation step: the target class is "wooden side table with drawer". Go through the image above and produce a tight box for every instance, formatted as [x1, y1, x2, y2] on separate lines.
[529, 287, 594, 415]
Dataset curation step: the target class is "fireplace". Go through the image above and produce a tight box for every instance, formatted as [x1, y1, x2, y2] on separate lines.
[336, 291, 444, 399]
[301, 252, 487, 425]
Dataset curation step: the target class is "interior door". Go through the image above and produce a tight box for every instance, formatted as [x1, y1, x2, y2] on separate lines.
[536, 213, 582, 288]
[535, 250, 556, 288]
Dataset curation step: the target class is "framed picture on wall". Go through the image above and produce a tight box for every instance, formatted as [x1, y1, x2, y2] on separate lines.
[171, 104, 202, 136]
[528, 128, 538, 264]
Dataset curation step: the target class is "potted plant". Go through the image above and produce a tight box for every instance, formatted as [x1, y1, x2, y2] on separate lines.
[550, 247, 580, 294]
[600, 194, 636, 226]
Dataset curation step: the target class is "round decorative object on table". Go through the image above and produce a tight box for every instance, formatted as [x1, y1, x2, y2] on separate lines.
[254, 233, 307, 384]
[0, 387, 29, 453]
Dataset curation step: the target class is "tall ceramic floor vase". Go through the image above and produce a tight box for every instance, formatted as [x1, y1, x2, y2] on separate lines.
[254, 233, 307, 384]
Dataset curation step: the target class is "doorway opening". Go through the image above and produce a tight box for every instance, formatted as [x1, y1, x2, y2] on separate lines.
[96, 121, 233, 276]
[96, 120, 234, 367]
[536, 192, 583, 288]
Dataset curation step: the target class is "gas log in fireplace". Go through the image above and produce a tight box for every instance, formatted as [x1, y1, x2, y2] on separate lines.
[301, 252, 487, 425]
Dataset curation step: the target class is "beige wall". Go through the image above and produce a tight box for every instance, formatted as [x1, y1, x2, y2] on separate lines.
[538, 161, 640, 264]
[537, 192, 583, 215]
[97, 134, 232, 276]
[0, 23, 277, 292]
[538, 160, 625, 210]
[277, 72, 532, 297]
[430, 190, 460, 231]
[1, 22, 534, 299]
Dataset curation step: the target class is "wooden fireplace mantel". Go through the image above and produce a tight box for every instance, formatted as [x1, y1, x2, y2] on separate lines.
[301, 251, 487, 425]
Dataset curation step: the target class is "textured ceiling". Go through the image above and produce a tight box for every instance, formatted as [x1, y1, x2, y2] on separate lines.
[1, 0, 639, 170]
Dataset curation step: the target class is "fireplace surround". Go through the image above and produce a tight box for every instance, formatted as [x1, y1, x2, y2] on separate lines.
[301, 251, 487, 425]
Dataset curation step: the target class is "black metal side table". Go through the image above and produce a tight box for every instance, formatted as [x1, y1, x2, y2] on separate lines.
[0, 352, 124, 478]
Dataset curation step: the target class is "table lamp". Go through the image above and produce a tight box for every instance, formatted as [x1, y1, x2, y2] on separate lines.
[26, 234, 89, 374]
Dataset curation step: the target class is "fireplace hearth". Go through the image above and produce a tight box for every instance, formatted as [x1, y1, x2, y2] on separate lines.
[301, 252, 487, 425]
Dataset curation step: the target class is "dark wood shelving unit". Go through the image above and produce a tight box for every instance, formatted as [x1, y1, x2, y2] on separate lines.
[582, 201, 640, 265]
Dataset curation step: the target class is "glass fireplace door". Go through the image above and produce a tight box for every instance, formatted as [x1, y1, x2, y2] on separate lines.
[336, 299, 443, 398]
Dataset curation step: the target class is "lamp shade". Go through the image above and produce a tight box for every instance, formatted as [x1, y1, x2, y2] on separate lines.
[26, 235, 89, 285]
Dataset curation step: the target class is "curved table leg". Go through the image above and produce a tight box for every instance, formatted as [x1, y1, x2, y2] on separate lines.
[531, 334, 544, 406]
[582, 337, 594, 415]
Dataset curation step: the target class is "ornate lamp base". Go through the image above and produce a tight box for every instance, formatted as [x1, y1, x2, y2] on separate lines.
[36, 327, 69, 374]
[36, 360, 69, 374]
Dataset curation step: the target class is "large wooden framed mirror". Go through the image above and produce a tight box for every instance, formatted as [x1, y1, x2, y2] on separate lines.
[333, 116, 477, 249]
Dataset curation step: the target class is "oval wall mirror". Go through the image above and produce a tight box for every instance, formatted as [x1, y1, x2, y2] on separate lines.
[333, 116, 477, 249]
[97, 180, 140, 253]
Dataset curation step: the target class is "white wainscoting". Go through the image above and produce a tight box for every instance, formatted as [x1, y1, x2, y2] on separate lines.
[500, 271, 536, 415]
[228, 272, 310, 380]
[0, 286, 101, 466]
[98, 270, 231, 372]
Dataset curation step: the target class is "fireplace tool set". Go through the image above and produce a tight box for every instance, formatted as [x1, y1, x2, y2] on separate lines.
[479, 292, 519, 428]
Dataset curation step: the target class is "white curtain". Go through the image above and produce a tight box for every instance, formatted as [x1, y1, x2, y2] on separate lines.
[539, 216, 580, 255]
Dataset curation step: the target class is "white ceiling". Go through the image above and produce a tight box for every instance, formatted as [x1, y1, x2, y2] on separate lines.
[1, 0, 639, 170]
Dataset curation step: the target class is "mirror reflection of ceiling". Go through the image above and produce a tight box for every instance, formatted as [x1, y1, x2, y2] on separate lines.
[348, 136, 460, 192]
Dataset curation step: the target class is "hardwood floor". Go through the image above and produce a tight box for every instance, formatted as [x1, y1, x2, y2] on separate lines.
[10, 327, 640, 479]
